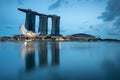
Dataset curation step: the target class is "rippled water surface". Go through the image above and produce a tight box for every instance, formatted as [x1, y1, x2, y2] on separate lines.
[0, 41, 120, 80]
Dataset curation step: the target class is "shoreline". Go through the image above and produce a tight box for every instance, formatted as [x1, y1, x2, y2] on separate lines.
[0, 35, 120, 42]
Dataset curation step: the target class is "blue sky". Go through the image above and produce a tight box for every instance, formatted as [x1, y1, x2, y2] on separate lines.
[0, 0, 120, 39]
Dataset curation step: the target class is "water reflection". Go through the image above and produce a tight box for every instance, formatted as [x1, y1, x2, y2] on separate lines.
[38, 42, 48, 67]
[20, 42, 35, 71]
[20, 41, 60, 71]
[1, 42, 120, 80]
[102, 53, 120, 80]
[51, 42, 60, 66]
[25, 42, 35, 71]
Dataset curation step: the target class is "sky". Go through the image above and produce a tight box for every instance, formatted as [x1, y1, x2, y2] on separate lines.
[0, 0, 120, 39]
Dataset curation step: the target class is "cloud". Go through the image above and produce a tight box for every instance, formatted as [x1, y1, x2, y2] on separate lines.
[17, 0, 24, 5]
[48, 0, 106, 10]
[48, 0, 69, 10]
[107, 33, 120, 35]
[113, 17, 120, 27]
[4, 25, 14, 29]
[98, 0, 120, 36]
[99, 0, 120, 21]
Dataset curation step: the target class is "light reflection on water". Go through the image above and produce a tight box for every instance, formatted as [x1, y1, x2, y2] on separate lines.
[0, 41, 120, 80]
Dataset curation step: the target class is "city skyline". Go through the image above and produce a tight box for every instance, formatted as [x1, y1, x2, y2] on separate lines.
[0, 0, 120, 39]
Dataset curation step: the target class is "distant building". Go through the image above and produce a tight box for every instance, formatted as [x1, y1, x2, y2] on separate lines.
[69, 33, 97, 40]
[18, 8, 62, 37]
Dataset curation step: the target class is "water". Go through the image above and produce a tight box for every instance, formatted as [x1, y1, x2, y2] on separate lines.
[0, 41, 120, 80]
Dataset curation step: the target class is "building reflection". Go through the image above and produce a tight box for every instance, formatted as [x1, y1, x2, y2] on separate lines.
[38, 42, 48, 67]
[51, 42, 60, 66]
[20, 41, 60, 71]
[20, 41, 35, 71]
[25, 41, 35, 71]
[38, 41, 60, 67]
